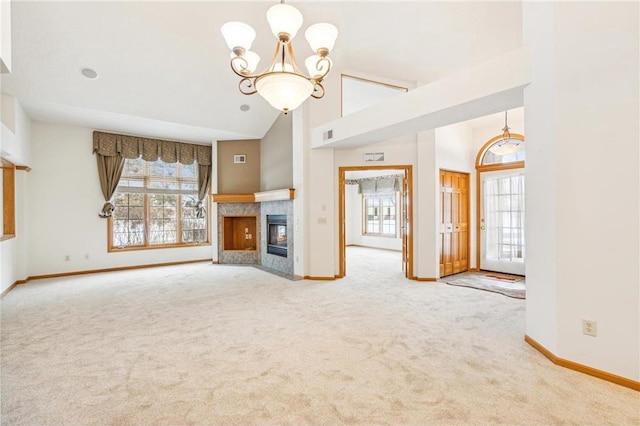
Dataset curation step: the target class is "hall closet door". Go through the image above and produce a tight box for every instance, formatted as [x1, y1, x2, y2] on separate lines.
[439, 170, 469, 277]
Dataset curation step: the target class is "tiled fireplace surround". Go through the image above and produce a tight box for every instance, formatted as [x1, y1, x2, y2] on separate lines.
[217, 200, 294, 276]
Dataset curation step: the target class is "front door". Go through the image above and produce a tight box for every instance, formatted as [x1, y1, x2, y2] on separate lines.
[480, 169, 525, 275]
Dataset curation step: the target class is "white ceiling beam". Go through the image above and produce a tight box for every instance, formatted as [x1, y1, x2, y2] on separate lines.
[311, 46, 531, 150]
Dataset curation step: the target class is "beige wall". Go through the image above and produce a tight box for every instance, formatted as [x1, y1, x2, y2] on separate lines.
[217, 140, 260, 193]
[260, 114, 293, 191]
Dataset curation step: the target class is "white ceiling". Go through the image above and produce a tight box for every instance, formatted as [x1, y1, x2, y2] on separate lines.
[1, 1, 523, 144]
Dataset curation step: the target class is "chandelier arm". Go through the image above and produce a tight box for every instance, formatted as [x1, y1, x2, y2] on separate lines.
[257, 40, 284, 75]
[310, 81, 325, 99]
[286, 41, 305, 76]
[230, 57, 263, 79]
[238, 77, 258, 95]
[313, 57, 332, 82]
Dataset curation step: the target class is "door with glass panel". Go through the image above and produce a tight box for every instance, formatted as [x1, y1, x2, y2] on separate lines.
[480, 169, 525, 275]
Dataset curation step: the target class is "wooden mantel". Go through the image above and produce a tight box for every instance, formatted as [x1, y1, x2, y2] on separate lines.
[212, 188, 294, 203]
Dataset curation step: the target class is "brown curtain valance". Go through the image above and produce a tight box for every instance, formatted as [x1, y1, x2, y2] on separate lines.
[93, 131, 212, 166]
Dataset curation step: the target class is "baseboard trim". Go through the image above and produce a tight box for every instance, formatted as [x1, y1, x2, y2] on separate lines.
[303, 276, 336, 281]
[0, 279, 27, 298]
[25, 259, 213, 282]
[414, 277, 438, 282]
[212, 260, 220, 264]
[524, 335, 639, 391]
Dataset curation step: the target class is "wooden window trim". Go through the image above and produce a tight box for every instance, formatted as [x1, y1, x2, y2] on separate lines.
[108, 159, 211, 252]
[1, 159, 16, 239]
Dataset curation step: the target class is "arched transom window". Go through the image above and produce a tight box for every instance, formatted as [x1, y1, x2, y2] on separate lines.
[477, 134, 525, 167]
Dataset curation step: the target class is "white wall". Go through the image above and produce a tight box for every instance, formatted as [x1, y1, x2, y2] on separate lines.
[27, 122, 212, 277]
[0, 0, 11, 73]
[260, 113, 293, 191]
[524, 1, 639, 381]
[0, 98, 31, 292]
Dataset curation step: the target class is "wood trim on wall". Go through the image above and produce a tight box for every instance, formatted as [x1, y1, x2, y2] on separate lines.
[338, 165, 414, 279]
[414, 277, 438, 282]
[0, 280, 26, 298]
[27, 259, 213, 282]
[524, 335, 640, 392]
[2, 160, 16, 236]
[303, 276, 337, 281]
[1, 259, 213, 297]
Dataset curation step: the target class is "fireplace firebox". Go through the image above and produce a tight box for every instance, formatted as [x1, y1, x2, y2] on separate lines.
[267, 215, 287, 257]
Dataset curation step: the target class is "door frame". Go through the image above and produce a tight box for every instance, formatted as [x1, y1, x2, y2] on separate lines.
[338, 165, 414, 279]
[475, 133, 525, 271]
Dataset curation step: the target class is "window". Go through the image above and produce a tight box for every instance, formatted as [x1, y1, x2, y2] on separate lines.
[363, 193, 398, 237]
[484, 173, 525, 262]
[480, 136, 525, 166]
[110, 158, 208, 250]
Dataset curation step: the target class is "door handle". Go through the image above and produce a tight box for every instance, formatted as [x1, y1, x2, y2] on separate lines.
[480, 226, 485, 230]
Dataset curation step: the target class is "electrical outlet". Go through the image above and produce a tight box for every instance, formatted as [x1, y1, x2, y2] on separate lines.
[64, 255, 70, 262]
[583, 319, 597, 337]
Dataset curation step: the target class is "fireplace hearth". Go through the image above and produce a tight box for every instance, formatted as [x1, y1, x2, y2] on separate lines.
[267, 215, 287, 257]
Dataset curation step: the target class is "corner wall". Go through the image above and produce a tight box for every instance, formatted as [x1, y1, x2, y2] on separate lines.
[1, 98, 31, 292]
[524, 1, 639, 381]
[27, 122, 212, 277]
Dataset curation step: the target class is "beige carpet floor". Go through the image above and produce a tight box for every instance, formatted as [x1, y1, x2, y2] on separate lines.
[1, 246, 638, 425]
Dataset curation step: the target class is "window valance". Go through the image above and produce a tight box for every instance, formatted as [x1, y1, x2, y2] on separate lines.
[92, 131, 212, 166]
[347, 175, 402, 194]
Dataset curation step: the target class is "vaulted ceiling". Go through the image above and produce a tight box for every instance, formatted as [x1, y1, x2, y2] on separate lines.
[1, 1, 523, 144]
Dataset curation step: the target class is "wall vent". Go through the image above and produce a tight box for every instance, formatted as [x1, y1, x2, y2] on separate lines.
[323, 129, 334, 140]
[364, 152, 385, 162]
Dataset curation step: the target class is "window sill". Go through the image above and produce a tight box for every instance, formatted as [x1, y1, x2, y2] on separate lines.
[108, 242, 211, 253]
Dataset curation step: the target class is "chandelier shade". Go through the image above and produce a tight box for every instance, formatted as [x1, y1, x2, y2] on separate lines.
[305, 23, 339, 53]
[255, 72, 315, 112]
[221, 0, 338, 113]
[488, 139, 523, 156]
[220, 22, 256, 51]
[266, 3, 304, 40]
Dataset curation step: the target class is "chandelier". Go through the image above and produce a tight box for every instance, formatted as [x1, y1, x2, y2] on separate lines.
[221, 1, 338, 114]
[488, 111, 523, 156]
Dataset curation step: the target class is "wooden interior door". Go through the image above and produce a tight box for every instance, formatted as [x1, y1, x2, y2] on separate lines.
[440, 170, 469, 277]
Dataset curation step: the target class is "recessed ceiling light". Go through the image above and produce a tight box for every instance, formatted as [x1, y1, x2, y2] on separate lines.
[80, 68, 98, 79]
[240, 104, 250, 112]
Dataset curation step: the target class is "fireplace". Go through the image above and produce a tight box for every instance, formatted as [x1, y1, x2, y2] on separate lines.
[267, 215, 287, 257]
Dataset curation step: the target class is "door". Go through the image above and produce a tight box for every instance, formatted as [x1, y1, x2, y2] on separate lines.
[439, 170, 469, 277]
[480, 169, 525, 275]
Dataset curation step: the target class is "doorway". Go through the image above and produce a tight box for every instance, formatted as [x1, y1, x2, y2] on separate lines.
[475, 133, 526, 276]
[480, 169, 525, 275]
[338, 165, 413, 279]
